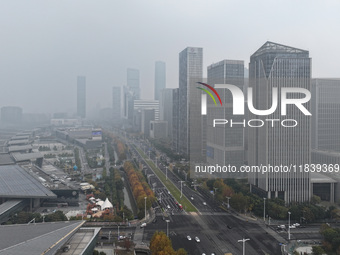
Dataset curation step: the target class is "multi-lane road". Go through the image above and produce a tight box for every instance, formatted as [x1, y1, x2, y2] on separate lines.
[128, 140, 282, 255]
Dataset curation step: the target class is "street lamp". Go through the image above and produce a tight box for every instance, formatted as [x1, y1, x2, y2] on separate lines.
[144, 197, 147, 220]
[213, 187, 218, 200]
[166, 220, 170, 237]
[225, 196, 231, 209]
[179, 181, 185, 198]
[288, 211, 291, 240]
[263, 198, 266, 223]
[238, 238, 250, 255]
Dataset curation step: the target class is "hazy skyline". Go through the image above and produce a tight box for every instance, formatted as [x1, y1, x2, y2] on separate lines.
[1, 0, 340, 114]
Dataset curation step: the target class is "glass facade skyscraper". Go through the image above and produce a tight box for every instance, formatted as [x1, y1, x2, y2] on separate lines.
[247, 42, 311, 203]
[206, 60, 245, 176]
[154, 61, 166, 100]
[179, 47, 203, 159]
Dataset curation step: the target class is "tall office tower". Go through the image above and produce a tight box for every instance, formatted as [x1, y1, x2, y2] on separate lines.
[160, 88, 174, 138]
[123, 86, 135, 125]
[77, 76, 86, 119]
[179, 47, 203, 159]
[311, 79, 340, 152]
[154, 61, 166, 100]
[112, 86, 121, 122]
[247, 42, 311, 204]
[172, 88, 180, 152]
[127, 68, 140, 99]
[206, 60, 245, 175]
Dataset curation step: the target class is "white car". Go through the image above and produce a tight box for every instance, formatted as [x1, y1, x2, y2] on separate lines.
[203, 202, 207, 206]
[195, 236, 200, 242]
[187, 235, 192, 241]
[140, 223, 146, 228]
[167, 205, 171, 209]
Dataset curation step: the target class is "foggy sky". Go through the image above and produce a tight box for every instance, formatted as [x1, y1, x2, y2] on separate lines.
[1, 0, 340, 114]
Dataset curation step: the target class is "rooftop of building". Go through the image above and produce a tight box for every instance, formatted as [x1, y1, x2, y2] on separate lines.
[0, 153, 15, 165]
[251, 41, 309, 58]
[0, 221, 85, 255]
[0, 165, 57, 198]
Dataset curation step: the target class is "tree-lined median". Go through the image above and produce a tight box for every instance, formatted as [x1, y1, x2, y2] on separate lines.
[134, 145, 197, 212]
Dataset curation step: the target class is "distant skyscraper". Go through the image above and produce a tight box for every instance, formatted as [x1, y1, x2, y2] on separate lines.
[123, 86, 134, 127]
[179, 47, 203, 159]
[127, 68, 140, 99]
[172, 88, 180, 152]
[112, 86, 121, 122]
[206, 60, 245, 174]
[247, 41, 311, 203]
[160, 88, 174, 138]
[311, 79, 340, 152]
[77, 76, 86, 118]
[154, 61, 166, 100]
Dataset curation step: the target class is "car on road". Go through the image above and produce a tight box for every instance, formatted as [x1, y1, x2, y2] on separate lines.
[195, 236, 200, 242]
[187, 235, 192, 241]
[167, 205, 171, 209]
[190, 196, 194, 200]
[227, 225, 232, 229]
[140, 223, 146, 228]
[203, 202, 207, 205]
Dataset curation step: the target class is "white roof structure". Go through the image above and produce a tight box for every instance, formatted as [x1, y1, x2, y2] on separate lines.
[101, 198, 113, 210]
[96, 200, 104, 207]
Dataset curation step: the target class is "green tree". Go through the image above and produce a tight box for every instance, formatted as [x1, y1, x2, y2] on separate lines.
[312, 246, 325, 255]
[311, 195, 321, 205]
[150, 231, 175, 255]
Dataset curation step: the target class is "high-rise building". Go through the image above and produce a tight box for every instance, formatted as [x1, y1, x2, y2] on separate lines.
[112, 86, 121, 122]
[311, 79, 340, 152]
[77, 76, 86, 119]
[179, 47, 203, 159]
[127, 68, 140, 99]
[172, 88, 180, 152]
[123, 86, 135, 126]
[154, 61, 166, 100]
[159, 88, 174, 138]
[206, 60, 245, 174]
[247, 41, 311, 203]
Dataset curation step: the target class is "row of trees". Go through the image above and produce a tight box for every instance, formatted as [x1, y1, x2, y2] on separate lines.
[312, 224, 340, 254]
[115, 138, 127, 163]
[124, 161, 155, 219]
[203, 178, 340, 222]
[150, 231, 187, 255]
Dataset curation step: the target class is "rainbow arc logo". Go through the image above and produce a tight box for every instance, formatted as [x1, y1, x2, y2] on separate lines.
[196, 82, 222, 115]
